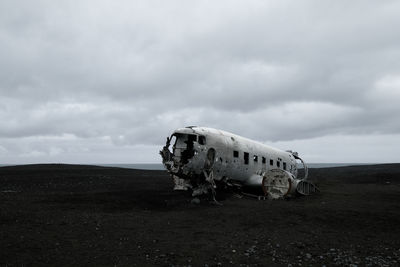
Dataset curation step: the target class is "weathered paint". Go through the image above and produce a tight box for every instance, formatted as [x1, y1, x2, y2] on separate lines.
[160, 126, 315, 199]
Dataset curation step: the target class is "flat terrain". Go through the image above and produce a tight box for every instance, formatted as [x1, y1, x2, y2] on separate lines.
[1, 164, 400, 266]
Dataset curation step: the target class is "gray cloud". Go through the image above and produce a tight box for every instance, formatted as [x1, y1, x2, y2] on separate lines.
[1, 0, 400, 163]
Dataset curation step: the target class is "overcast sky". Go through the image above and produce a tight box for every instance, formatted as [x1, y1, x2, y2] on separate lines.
[1, 0, 399, 164]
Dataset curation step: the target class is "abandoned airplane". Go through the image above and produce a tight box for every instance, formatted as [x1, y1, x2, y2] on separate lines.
[160, 126, 317, 200]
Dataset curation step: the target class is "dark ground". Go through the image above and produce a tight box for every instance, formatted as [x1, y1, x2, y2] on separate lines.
[1, 164, 400, 266]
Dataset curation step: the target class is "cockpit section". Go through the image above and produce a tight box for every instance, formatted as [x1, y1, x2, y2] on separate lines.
[174, 133, 196, 165]
[160, 132, 207, 174]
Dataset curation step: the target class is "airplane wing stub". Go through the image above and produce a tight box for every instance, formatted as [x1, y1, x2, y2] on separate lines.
[262, 169, 296, 199]
[262, 169, 318, 199]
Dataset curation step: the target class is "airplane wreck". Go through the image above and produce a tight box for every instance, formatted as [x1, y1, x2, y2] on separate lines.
[160, 126, 318, 200]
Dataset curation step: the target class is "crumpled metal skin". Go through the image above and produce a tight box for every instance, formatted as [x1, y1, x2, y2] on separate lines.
[160, 127, 314, 198]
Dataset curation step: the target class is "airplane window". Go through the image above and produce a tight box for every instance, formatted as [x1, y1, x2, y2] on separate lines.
[270, 159, 273, 166]
[253, 155, 258, 162]
[169, 135, 177, 149]
[233, 150, 239, 158]
[198, 136, 206, 145]
[244, 152, 249, 165]
[262, 157, 266, 164]
[283, 162, 287, 170]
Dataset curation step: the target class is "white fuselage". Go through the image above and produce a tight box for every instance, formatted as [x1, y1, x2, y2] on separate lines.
[161, 127, 299, 187]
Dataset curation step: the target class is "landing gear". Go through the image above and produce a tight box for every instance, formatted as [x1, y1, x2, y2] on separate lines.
[203, 170, 221, 205]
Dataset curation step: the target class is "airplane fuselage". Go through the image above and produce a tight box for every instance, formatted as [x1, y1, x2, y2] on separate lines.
[160, 127, 308, 196]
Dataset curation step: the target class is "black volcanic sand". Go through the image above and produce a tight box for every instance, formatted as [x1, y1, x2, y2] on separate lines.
[1, 164, 400, 266]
